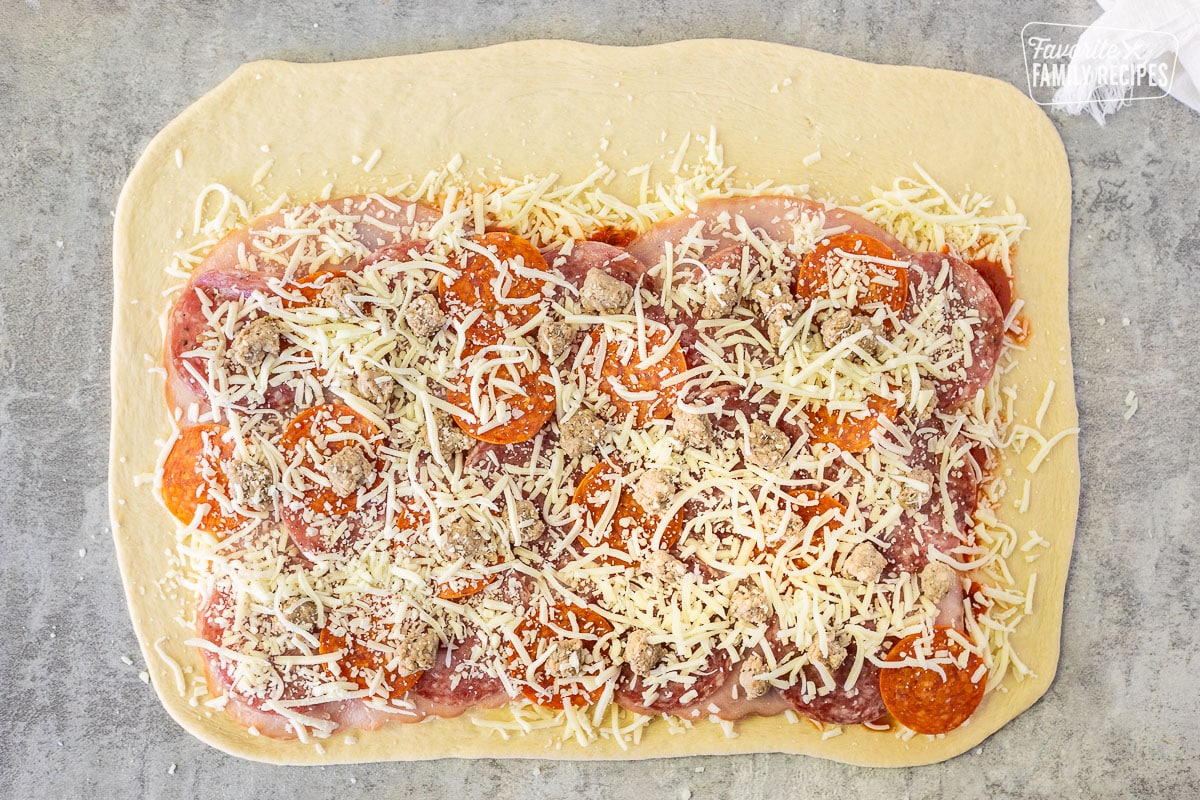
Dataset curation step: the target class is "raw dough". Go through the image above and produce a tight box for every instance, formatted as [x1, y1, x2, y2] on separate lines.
[110, 39, 1077, 766]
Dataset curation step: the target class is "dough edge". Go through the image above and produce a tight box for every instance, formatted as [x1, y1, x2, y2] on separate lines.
[109, 38, 1078, 766]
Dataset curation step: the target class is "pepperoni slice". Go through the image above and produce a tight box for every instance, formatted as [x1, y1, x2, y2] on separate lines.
[439, 232, 551, 347]
[581, 325, 686, 426]
[160, 424, 246, 535]
[394, 499, 431, 541]
[782, 639, 887, 725]
[797, 233, 906, 314]
[808, 394, 898, 453]
[445, 342, 556, 445]
[278, 403, 382, 516]
[615, 649, 732, 716]
[573, 461, 683, 565]
[281, 269, 354, 308]
[506, 603, 614, 709]
[587, 226, 639, 248]
[318, 617, 424, 701]
[435, 575, 494, 600]
[879, 627, 986, 734]
[761, 490, 845, 569]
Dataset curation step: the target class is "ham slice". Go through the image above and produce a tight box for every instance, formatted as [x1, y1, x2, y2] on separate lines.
[329, 698, 423, 730]
[703, 661, 794, 721]
[195, 195, 440, 279]
[217, 680, 426, 738]
[627, 196, 908, 267]
[934, 579, 966, 630]
[219, 694, 306, 739]
[201, 582, 441, 738]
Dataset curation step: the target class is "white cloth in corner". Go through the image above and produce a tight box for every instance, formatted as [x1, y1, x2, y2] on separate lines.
[1053, 0, 1200, 122]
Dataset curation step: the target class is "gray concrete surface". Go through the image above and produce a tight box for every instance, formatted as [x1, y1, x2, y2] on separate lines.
[2, 0, 1198, 797]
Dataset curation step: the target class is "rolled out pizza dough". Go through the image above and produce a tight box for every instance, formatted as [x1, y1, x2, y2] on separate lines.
[110, 38, 1077, 765]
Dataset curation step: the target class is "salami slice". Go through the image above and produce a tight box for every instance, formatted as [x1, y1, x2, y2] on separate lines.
[880, 417, 981, 575]
[197, 578, 315, 712]
[165, 268, 294, 417]
[545, 240, 649, 290]
[280, 503, 387, 560]
[906, 252, 1004, 410]
[965, 258, 1013, 317]
[665, 246, 777, 368]
[615, 649, 733, 717]
[411, 632, 508, 715]
[782, 640, 887, 725]
[465, 434, 547, 474]
[709, 390, 806, 463]
[465, 431, 562, 499]
[465, 429, 577, 558]
[907, 418, 982, 530]
[882, 512, 959, 577]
